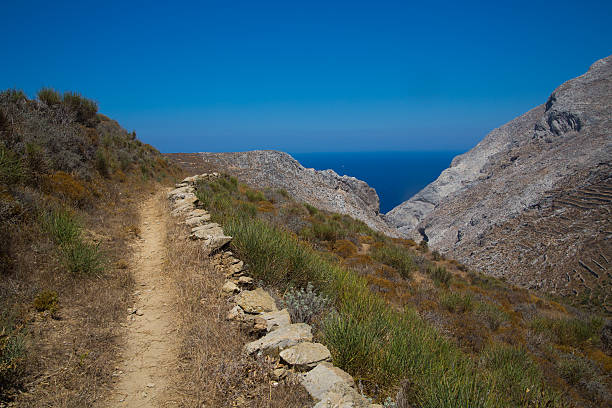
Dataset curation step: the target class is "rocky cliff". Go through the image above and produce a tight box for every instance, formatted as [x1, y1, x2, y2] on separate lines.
[165, 150, 399, 237]
[386, 55, 612, 310]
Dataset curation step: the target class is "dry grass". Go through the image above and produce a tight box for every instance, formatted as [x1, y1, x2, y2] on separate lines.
[162, 200, 312, 407]
[2, 177, 157, 407]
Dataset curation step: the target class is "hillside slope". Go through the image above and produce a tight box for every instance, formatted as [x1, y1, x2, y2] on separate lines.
[386, 55, 612, 311]
[0, 88, 181, 404]
[166, 150, 399, 237]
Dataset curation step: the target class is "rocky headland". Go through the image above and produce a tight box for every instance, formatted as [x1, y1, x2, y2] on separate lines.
[386, 55, 612, 309]
[165, 150, 399, 237]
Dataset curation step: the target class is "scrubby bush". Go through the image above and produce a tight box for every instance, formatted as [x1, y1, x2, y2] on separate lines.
[95, 149, 109, 177]
[33, 290, 58, 313]
[0, 89, 26, 104]
[0, 145, 23, 188]
[284, 282, 332, 324]
[304, 202, 319, 216]
[333, 239, 358, 258]
[24, 142, 47, 182]
[44, 172, 92, 207]
[418, 239, 429, 253]
[0, 324, 25, 391]
[431, 250, 443, 261]
[474, 302, 509, 331]
[62, 92, 98, 125]
[480, 343, 546, 406]
[37, 88, 61, 106]
[530, 316, 603, 346]
[42, 208, 81, 246]
[61, 240, 104, 275]
[371, 244, 416, 279]
[440, 292, 473, 313]
[312, 220, 343, 241]
[427, 265, 451, 287]
[245, 189, 265, 202]
[557, 354, 596, 386]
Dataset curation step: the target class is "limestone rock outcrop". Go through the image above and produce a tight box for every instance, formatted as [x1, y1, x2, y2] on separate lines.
[166, 150, 399, 237]
[386, 55, 612, 308]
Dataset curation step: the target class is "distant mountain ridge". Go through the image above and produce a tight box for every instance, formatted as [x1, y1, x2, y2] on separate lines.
[386, 55, 612, 310]
[165, 150, 399, 237]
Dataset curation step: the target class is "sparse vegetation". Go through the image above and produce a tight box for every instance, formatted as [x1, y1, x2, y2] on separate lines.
[193, 176, 610, 407]
[37, 88, 61, 106]
[61, 91, 98, 125]
[440, 291, 473, 313]
[530, 316, 603, 346]
[474, 302, 509, 331]
[0, 87, 181, 403]
[33, 290, 58, 313]
[371, 244, 416, 279]
[284, 282, 332, 324]
[426, 264, 451, 286]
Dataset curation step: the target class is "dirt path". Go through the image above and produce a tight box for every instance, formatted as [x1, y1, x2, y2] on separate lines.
[108, 192, 178, 407]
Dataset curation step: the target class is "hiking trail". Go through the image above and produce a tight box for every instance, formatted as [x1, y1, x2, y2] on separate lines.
[109, 192, 178, 407]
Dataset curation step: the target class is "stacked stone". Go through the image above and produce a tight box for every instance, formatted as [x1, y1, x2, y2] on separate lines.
[168, 174, 380, 408]
[167, 174, 232, 254]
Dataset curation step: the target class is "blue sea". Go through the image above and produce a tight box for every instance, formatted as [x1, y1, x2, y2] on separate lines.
[291, 151, 462, 214]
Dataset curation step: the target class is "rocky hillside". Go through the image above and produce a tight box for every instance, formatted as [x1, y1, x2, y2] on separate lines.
[165, 150, 399, 237]
[386, 55, 612, 311]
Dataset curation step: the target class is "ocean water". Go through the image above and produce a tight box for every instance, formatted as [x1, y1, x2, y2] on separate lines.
[291, 151, 462, 214]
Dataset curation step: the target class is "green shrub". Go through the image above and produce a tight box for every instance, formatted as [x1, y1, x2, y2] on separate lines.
[33, 290, 58, 313]
[312, 220, 343, 241]
[284, 282, 332, 324]
[418, 239, 429, 252]
[61, 240, 104, 275]
[371, 244, 416, 279]
[557, 354, 596, 386]
[530, 316, 603, 346]
[474, 302, 509, 331]
[236, 201, 257, 219]
[480, 343, 544, 406]
[24, 142, 47, 181]
[245, 189, 265, 202]
[37, 87, 61, 106]
[0, 327, 25, 391]
[0, 89, 26, 104]
[0, 145, 23, 188]
[431, 250, 443, 261]
[95, 149, 109, 177]
[304, 202, 319, 216]
[0, 109, 7, 132]
[42, 208, 81, 247]
[62, 92, 98, 125]
[196, 178, 568, 407]
[427, 265, 451, 287]
[440, 291, 473, 313]
[224, 217, 329, 288]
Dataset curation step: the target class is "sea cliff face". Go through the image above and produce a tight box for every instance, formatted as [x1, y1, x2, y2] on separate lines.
[166, 150, 399, 237]
[386, 55, 612, 308]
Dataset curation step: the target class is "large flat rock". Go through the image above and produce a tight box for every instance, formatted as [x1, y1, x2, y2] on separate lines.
[190, 223, 224, 239]
[244, 323, 312, 355]
[259, 309, 291, 332]
[236, 288, 278, 314]
[279, 342, 331, 371]
[313, 382, 371, 408]
[300, 362, 355, 401]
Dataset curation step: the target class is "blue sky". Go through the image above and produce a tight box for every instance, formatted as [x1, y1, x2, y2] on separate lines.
[1, 0, 610, 153]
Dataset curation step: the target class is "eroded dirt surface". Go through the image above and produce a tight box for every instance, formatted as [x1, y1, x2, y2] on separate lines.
[108, 193, 178, 407]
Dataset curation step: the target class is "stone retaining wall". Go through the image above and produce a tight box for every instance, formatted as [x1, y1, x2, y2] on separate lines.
[168, 174, 382, 408]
